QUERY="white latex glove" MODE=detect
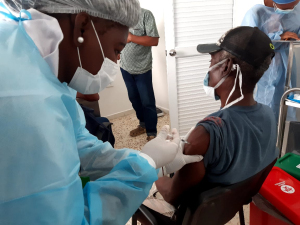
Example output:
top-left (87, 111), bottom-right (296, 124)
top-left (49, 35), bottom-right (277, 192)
top-left (140, 125), bottom-right (180, 169)
top-left (158, 126), bottom-right (203, 177)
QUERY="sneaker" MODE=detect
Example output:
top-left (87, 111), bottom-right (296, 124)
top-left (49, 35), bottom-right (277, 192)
top-left (147, 136), bottom-right (156, 141)
top-left (156, 107), bottom-right (164, 117)
top-left (130, 125), bottom-right (146, 137)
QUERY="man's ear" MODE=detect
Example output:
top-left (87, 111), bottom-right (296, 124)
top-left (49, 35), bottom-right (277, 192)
top-left (220, 58), bottom-right (233, 77)
top-left (73, 12), bottom-right (91, 48)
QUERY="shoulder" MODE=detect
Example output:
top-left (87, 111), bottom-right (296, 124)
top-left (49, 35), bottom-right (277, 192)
top-left (142, 8), bottom-right (155, 18)
top-left (244, 4), bottom-right (269, 21)
top-left (249, 4), bottom-right (268, 13)
top-left (198, 110), bottom-right (227, 127)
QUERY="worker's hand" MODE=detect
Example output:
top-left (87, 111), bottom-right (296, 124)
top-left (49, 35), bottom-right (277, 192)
top-left (127, 33), bottom-right (133, 43)
top-left (158, 127), bottom-right (203, 177)
top-left (280, 32), bottom-right (300, 41)
top-left (141, 125), bottom-right (180, 169)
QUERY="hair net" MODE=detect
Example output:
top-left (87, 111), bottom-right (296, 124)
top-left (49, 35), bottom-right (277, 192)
top-left (1, 0), bottom-right (141, 27)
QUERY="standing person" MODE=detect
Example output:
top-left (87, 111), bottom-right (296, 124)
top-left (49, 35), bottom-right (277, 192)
top-left (120, 8), bottom-right (160, 141)
top-left (0, 1), bottom-right (202, 224)
top-left (242, 0), bottom-right (300, 122)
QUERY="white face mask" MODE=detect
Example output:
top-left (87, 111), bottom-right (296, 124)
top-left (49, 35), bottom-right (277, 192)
top-left (69, 21), bottom-right (119, 94)
top-left (203, 59), bottom-right (244, 110)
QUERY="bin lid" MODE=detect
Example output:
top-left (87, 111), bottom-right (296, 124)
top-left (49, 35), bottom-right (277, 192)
top-left (260, 167), bottom-right (300, 225)
top-left (275, 153), bottom-right (300, 181)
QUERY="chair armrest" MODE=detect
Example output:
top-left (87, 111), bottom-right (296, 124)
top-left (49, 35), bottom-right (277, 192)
top-left (136, 205), bottom-right (159, 225)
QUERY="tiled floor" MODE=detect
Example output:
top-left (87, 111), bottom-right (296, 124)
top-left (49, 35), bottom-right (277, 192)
top-left (111, 113), bottom-right (249, 225)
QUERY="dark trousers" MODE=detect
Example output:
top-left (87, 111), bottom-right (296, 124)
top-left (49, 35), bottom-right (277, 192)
top-left (121, 68), bottom-right (157, 136)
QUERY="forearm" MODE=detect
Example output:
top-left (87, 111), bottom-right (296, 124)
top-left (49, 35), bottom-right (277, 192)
top-left (156, 161), bottom-right (205, 205)
top-left (83, 153), bottom-right (158, 225)
top-left (130, 35), bottom-right (159, 46)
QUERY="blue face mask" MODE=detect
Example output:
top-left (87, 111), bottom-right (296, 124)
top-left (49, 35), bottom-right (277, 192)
top-left (203, 59), bottom-right (229, 101)
top-left (274, 2), bottom-right (297, 14)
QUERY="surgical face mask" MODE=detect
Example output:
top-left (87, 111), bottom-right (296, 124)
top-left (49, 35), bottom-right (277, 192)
top-left (203, 59), bottom-right (229, 100)
top-left (274, 2), bottom-right (296, 14)
top-left (203, 59), bottom-right (244, 110)
top-left (69, 21), bottom-right (119, 94)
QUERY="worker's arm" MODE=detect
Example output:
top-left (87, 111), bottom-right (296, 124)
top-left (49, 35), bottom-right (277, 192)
top-left (82, 152), bottom-right (158, 225)
top-left (127, 33), bottom-right (159, 46)
top-left (74, 102), bottom-right (158, 224)
top-left (156, 125), bottom-right (210, 205)
top-left (127, 10), bottom-right (159, 47)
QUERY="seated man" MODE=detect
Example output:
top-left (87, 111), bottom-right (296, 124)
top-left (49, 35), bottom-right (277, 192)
top-left (156, 26), bottom-right (279, 208)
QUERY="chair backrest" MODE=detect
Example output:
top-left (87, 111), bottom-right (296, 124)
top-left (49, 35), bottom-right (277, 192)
top-left (180, 160), bottom-right (276, 225)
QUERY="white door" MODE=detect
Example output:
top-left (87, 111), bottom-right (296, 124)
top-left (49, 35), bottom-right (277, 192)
top-left (164, 0), bottom-right (234, 136)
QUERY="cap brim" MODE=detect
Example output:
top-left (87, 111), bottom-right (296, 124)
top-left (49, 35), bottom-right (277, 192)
top-left (197, 43), bottom-right (221, 54)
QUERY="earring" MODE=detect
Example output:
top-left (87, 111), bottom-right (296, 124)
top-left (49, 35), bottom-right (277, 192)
top-left (78, 37), bottom-right (84, 43)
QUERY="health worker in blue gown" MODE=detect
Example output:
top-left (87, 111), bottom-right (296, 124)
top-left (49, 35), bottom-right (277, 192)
top-left (242, 0), bottom-right (300, 122)
top-left (0, 1), bottom-right (202, 224)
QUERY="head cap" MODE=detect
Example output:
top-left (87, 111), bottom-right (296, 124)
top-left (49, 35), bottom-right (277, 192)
top-left (2, 0), bottom-right (141, 28)
top-left (197, 26), bottom-right (275, 68)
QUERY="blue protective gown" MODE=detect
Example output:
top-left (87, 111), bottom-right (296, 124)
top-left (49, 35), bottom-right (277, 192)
top-left (242, 4), bottom-right (300, 121)
top-left (0, 10), bottom-right (157, 225)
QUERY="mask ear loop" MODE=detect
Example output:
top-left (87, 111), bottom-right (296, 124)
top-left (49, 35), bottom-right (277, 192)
top-left (91, 20), bottom-right (105, 60)
top-left (224, 64), bottom-right (244, 107)
top-left (77, 48), bottom-right (83, 68)
top-left (212, 59), bottom-right (230, 89)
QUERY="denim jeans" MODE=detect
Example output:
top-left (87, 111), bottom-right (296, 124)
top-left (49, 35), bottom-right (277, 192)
top-left (121, 68), bottom-right (157, 136)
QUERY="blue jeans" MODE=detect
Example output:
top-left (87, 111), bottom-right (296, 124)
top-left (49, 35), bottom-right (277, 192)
top-left (121, 68), bottom-right (157, 136)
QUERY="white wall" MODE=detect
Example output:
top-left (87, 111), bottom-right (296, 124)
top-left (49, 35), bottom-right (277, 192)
top-left (233, 0), bottom-right (264, 27)
top-left (99, 0), bottom-right (169, 118)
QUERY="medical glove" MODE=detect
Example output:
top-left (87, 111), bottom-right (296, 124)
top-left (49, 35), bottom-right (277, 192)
top-left (158, 127), bottom-right (203, 177)
top-left (141, 125), bottom-right (180, 169)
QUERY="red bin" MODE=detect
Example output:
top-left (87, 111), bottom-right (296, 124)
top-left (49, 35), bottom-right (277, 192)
top-left (259, 167), bottom-right (300, 225)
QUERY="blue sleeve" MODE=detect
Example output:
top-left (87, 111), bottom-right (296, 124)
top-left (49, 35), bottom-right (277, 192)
top-left (75, 104), bottom-right (158, 224)
top-left (83, 153), bottom-right (157, 225)
top-left (241, 7), bottom-right (259, 27)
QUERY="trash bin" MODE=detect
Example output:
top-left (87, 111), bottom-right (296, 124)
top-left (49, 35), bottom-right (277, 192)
top-left (275, 153), bottom-right (300, 181)
top-left (259, 167), bottom-right (300, 225)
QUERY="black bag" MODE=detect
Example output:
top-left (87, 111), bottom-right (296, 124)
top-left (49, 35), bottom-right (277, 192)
top-left (80, 105), bottom-right (115, 147)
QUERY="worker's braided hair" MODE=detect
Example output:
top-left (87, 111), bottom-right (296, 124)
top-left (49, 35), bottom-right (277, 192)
top-left (219, 50), bottom-right (273, 93)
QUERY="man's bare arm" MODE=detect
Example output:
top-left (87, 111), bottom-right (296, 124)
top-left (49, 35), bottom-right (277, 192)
top-left (127, 33), bottom-right (159, 46)
top-left (155, 125), bottom-right (210, 205)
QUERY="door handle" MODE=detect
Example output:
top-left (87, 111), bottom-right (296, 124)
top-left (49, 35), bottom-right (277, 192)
top-left (169, 49), bottom-right (176, 57)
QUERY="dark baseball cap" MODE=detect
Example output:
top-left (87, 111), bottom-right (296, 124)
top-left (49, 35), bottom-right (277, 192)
top-left (197, 26), bottom-right (275, 68)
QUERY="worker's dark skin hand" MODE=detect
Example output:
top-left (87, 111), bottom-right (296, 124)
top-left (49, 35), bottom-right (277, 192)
top-left (281, 31), bottom-right (300, 41)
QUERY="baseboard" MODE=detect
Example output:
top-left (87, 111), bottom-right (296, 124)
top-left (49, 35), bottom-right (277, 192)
top-left (105, 106), bottom-right (169, 120)
top-left (105, 108), bottom-right (135, 120)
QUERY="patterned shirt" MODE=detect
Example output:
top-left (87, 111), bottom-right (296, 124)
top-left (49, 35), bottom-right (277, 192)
top-left (120, 8), bottom-right (159, 74)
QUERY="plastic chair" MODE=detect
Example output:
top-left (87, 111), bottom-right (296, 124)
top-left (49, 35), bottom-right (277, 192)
top-left (132, 159), bottom-right (276, 225)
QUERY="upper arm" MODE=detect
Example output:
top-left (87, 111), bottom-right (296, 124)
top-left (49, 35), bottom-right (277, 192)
top-left (144, 11), bottom-right (159, 38)
top-left (163, 126), bottom-right (210, 204)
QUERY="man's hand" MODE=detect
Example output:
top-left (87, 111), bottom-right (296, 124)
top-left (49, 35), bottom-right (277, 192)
top-left (127, 33), bottom-right (133, 43)
top-left (281, 32), bottom-right (300, 40)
